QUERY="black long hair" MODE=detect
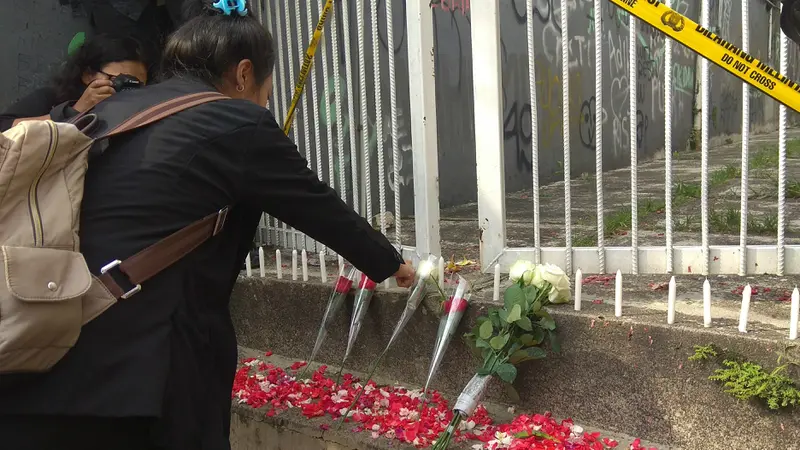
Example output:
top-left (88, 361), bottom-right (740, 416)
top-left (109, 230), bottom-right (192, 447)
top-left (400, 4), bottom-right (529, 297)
top-left (51, 34), bottom-right (145, 103)
top-left (161, 0), bottom-right (276, 86)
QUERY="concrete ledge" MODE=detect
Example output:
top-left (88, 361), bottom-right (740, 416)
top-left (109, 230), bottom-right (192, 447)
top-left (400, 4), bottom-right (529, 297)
top-left (231, 404), bottom-right (401, 450)
top-left (231, 277), bottom-right (800, 449)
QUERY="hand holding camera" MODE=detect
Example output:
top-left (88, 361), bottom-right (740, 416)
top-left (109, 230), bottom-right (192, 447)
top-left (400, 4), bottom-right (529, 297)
top-left (73, 75), bottom-right (143, 113)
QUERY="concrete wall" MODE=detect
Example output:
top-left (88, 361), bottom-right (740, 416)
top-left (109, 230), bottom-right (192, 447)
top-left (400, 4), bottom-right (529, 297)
top-left (0, 1), bottom-right (90, 110)
top-left (2, 0), bottom-right (798, 216)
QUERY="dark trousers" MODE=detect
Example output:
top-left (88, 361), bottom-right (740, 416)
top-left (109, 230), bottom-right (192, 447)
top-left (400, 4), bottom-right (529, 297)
top-left (0, 415), bottom-right (163, 450)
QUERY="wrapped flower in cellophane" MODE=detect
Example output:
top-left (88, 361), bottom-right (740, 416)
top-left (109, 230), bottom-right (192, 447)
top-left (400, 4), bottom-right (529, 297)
top-left (336, 254), bottom-right (438, 428)
top-left (424, 275), bottom-right (471, 395)
top-left (430, 260), bottom-right (570, 449)
top-left (302, 265), bottom-right (358, 377)
top-left (382, 254), bottom-right (438, 351)
top-left (336, 272), bottom-right (378, 380)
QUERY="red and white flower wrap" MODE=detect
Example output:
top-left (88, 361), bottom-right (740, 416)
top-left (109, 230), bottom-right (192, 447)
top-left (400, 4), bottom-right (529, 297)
top-left (424, 275), bottom-right (472, 394)
top-left (342, 273), bottom-right (377, 364)
top-left (307, 265), bottom-right (358, 367)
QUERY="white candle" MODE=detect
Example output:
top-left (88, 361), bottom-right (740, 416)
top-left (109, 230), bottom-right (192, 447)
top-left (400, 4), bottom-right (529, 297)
top-left (301, 250), bottom-right (309, 281)
top-left (319, 251), bottom-right (327, 282)
top-left (738, 284), bottom-right (752, 333)
top-left (493, 264), bottom-right (501, 302)
top-left (667, 276), bottom-right (676, 325)
top-left (258, 247), bottom-right (265, 278)
top-left (703, 278), bottom-right (712, 328)
top-left (790, 287), bottom-right (799, 340)
top-left (438, 256), bottom-right (445, 288)
top-left (245, 254), bottom-right (252, 277)
top-left (574, 269), bottom-right (582, 311)
top-left (276, 249), bottom-right (282, 279)
top-left (291, 249), bottom-right (298, 281)
top-left (615, 270), bottom-right (622, 317)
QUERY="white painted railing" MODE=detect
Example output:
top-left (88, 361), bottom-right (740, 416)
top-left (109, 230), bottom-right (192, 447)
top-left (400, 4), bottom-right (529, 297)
top-left (254, 0), bottom-right (439, 264)
top-left (257, 0), bottom-right (800, 276)
top-left (473, 0), bottom-right (800, 276)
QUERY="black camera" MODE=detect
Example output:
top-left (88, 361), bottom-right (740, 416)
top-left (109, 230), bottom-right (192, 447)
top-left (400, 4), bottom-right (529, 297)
top-left (112, 74), bottom-right (143, 92)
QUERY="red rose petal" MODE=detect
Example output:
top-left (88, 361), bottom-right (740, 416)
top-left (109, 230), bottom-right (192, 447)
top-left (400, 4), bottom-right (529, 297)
top-left (231, 358), bottom-right (654, 450)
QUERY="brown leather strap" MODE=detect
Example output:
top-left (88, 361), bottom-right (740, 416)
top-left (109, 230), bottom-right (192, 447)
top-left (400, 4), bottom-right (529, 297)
top-left (101, 92), bottom-right (228, 139)
top-left (88, 92), bottom-right (230, 299)
top-left (99, 207), bottom-right (230, 299)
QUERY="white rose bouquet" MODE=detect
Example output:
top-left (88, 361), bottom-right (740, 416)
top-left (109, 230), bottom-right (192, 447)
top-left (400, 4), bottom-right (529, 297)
top-left (430, 260), bottom-right (570, 449)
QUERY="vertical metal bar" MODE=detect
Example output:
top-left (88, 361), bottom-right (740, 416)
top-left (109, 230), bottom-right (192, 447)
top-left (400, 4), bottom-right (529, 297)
top-left (664, 0), bottom-right (673, 273)
top-left (341, 0), bottom-right (361, 214)
top-left (629, 14), bottom-right (638, 274)
top-left (295, 0), bottom-right (311, 170)
top-left (332, 8), bottom-right (348, 203)
top-left (739, 0), bottom-right (750, 276)
top-left (700, 0), bottom-right (710, 275)
top-left (296, 0), bottom-right (317, 252)
top-left (778, 4), bottom-right (788, 276)
top-left (594, 0), bottom-right (604, 271)
top-left (527, 0), bottom-right (541, 264)
top-left (306, 0), bottom-right (326, 253)
top-left (357, 0), bottom-right (372, 222)
top-left (274, 0), bottom-right (291, 248)
top-left (306, 0), bottom-right (324, 182)
top-left (471, 0), bottom-right (505, 269)
top-left (318, 4), bottom-right (337, 192)
top-left (372, 0), bottom-right (387, 235)
top-left (267, 0), bottom-right (283, 136)
top-left (284, 0), bottom-right (301, 248)
top-left (263, 0), bottom-right (278, 247)
top-left (251, 0), bottom-right (262, 24)
top-left (407, 0), bottom-right (441, 257)
top-left (560, 0), bottom-right (572, 274)
top-left (387, 0), bottom-right (402, 247)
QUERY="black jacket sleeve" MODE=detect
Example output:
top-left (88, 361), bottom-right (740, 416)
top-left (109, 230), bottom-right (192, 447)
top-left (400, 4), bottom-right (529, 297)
top-left (240, 110), bottom-right (404, 283)
top-left (49, 101), bottom-right (81, 123)
top-left (0, 87), bottom-right (58, 132)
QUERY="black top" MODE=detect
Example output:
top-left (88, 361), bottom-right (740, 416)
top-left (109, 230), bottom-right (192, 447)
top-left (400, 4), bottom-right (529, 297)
top-left (0, 78), bottom-right (404, 449)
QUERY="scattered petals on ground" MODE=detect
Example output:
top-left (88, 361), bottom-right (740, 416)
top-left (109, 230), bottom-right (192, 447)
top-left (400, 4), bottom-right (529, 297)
top-left (232, 356), bottom-right (655, 450)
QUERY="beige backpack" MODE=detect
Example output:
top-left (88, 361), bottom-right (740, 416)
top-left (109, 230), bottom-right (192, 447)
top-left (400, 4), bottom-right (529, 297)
top-left (0, 92), bottom-right (229, 374)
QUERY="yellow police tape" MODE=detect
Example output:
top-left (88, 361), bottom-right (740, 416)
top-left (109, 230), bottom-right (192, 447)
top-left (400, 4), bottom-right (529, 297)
top-left (607, 0), bottom-right (800, 114)
top-left (282, 0), bottom-right (335, 136)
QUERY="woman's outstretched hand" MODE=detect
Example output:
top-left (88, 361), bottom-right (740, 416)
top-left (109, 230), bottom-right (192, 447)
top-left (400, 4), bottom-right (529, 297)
top-left (393, 261), bottom-right (416, 288)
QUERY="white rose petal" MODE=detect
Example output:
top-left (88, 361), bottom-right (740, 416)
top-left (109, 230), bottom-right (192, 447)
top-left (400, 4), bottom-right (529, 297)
top-left (509, 260), bottom-right (535, 284)
top-left (539, 263), bottom-right (571, 304)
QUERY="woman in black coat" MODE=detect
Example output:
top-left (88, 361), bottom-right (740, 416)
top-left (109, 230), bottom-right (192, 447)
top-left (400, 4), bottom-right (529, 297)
top-left (0, 2), bottom-right (415, 449)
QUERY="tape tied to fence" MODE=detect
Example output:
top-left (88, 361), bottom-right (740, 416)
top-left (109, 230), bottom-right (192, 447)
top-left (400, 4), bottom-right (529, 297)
top-left (607, 0), bottom-right (800, 114)
top-left (282, 0), bottom-right (335, 136)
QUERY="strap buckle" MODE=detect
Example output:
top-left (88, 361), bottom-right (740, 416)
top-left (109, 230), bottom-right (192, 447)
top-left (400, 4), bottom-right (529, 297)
top-left (213, 207), bottom-right (229, 236)
top-left (100, 259), bottom-right (142, 299)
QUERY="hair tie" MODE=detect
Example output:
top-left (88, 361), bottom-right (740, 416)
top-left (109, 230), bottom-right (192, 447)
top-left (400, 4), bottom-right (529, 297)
top-left (211, 0), bottom-right (248, 16)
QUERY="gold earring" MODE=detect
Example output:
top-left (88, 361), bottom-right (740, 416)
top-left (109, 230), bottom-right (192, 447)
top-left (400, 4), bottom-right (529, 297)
top-left (236, 85), bottom-right (245, 92)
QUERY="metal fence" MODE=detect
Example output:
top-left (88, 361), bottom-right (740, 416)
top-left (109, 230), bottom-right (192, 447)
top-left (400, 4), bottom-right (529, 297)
top-left (475, 0), bottom-right (799, 276)
top-left (255, 0), bottom-right (800, 276)
top-left (251, 0), bottom-right (439, 264)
